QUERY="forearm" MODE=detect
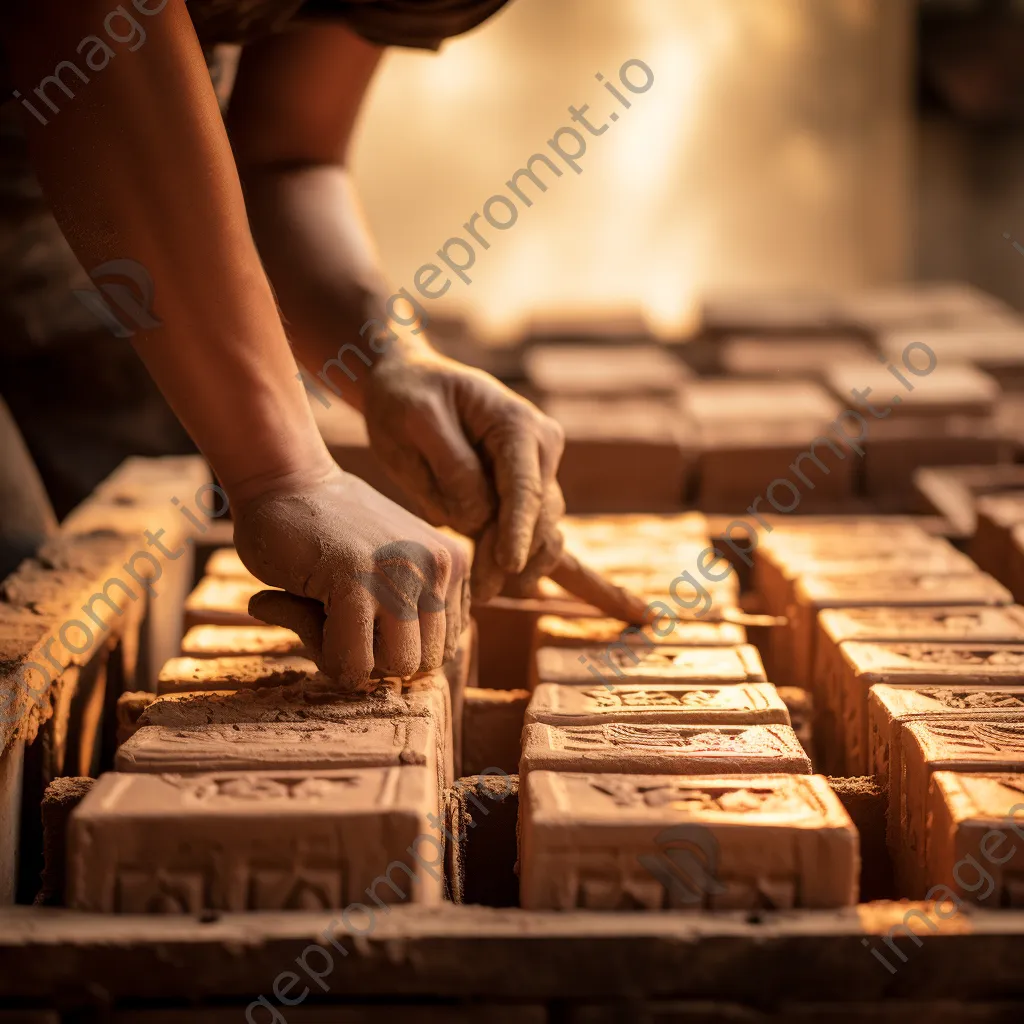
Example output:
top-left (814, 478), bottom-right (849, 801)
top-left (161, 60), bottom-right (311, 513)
top-left (239, 163), bottom-right (423, 412)
top-left (3, 0), bottom-right (332, 503)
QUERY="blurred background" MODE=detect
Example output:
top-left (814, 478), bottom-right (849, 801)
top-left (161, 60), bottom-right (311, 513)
top-left (2, 0), bottom-right (1024, 516)
top-left (350, 0), bottom-right (1022, 342)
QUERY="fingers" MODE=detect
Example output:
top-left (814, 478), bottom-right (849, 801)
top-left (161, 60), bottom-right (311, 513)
top-left (548, 551), bottom-right (655, 626)
top-left (470, 522), bottom-right (504, 603)
top-left (321, 589), bottom-right (375, 690)
top-left (376, 613), bottom-right (422, 678)
top-left (248, 590), bottom-right (326, 662)
top-left (485, 425), bottom-right (544, 575)
top-left (416, 399), bottom-right (494, 536)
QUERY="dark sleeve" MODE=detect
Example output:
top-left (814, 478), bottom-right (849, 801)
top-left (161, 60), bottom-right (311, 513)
top-left (298, 0), bottom-right (513, 51)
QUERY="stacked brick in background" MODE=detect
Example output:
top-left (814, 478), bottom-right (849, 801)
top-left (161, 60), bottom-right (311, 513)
top-left (821, 361), bottom-right (1008, 508)
top-left (970, 492), bottom-right (1024, 600)
top-left (523, 344), bottom-right (693, 513)
top-left (681, 380), bottom-right (853, 512)
top-left (752, 520), bottom-right (980, 684)
top-left (913, 464), bottom-right (1024, 540)
top-left (817, 608), bottom-right (1024, 773)
top-left (716, 335), bottom-right (876, 385)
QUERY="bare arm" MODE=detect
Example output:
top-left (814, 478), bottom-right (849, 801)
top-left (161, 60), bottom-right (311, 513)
top-left (228, 24), bottom-right (570, 600)
top-left (2, 0), bottom-right (333, 502)
top-left (1, 1), bottom-right (469, 685)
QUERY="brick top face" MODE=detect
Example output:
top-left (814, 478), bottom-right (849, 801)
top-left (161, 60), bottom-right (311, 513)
top-left (906, 720), bottom-right (1024, 764)
top-left (931, 771), bottom-right (1024, 825)
top-left (536, 645), bottom-right (766, 685)
top-left (527, 772), bottom-right (841, 825)
top-left (796, 572), bottom-right (1011, 607)
top-left (819, 605), bottom-right (1024, 643)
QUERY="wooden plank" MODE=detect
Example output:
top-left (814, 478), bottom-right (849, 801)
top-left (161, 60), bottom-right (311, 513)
top-left (0, 903), bottom-right (1022, 1004)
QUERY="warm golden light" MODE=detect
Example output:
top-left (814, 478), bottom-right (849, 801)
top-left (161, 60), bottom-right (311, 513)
top-left (351, 0), bottom-right (912, 342)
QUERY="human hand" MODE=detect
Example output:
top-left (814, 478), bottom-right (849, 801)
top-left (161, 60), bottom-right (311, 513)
top-left (232, 465), bottom-right (469, 690)
top-left (361, 344), bottom-right (566, 602)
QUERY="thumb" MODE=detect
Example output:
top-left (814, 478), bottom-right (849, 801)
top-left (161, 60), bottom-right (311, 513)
top-left (248, 589), bottom-right (327, 666)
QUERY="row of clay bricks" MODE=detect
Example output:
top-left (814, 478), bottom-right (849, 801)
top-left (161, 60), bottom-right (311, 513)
top-left (753, 518), bottom-right (1024, 902)
top-left (520, 280), bottom-right (1024, 514)
top-left (66, 547), bottom-right (471, 914)
top-left (528, 357), bottom-right (1012, 513)
top-left (514, 511), bottom-right (860, 912)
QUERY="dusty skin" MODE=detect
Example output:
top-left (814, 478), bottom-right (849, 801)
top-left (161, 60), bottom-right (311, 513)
top-left (0, 1), bottom-right (648, 690)
top-left (234, 467), bottom-right (470, 690)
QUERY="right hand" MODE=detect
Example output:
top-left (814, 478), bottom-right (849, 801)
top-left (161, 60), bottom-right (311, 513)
top-left (232, 465), bottom-right (469, 690)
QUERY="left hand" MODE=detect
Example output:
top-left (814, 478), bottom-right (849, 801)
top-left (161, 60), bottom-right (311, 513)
top-left (360, 342), bottom-right (566, 602)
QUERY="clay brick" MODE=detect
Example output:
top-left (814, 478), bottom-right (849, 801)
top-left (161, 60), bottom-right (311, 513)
top-left (68, 766), bottom-right (442, 912)
top-left (683, 380), bottom-right (841, 426)
top-left (546, 397), bottom-right (691, 514)
top-left (157, 655), bottom-right (324, 695)
top-left (462, 687), bottom-right (530, 777)
top-left (783, 570), bottom-right (1012, 691)
top-left (535, 644), bottom-right (766, 689)
top-left (926, 771), bottom-right (1024, 906)
top-left (558, 512), bottom-right (709, 552)
top-left (836, 281), bottom-right (1016, 333)
top-left (718, 336), bottom-right (875, 380)
top-left (183, 577), bottom-right (263, 629)
top-left (523, 344), bottom-right (689, 399)
top-left (524, 310), bottom-right (652, 346)
top-left (180, 624), bottom-right (306, 658)
top-left (696, 420), bottom-right (855, 512)
top-left (902, 719), bottom-right (1024, 894)
top-left (867, 684), bottom-right (1024, 861)
top-left (203, 548), bottom-right (256, 580)
top-left (697, 290), bottom-right (844, 335)
top-left (115, 691), bottom-right (154, 745)
top-left (862, 417), bottom-right (1012, 502)
top-left (757, 534), bottom-right (969, 623)
top-left (969, 493), bottom-right (1024, 584)
top-left (829, 642), bottom-right (1024, 776)
top-left (535, 614), bottom-right (746, 650)
top-left (814, 606), bottom-right (1024, 766)
top-left (520, 771), bottom-right (857, 909)
top-left (880, 328), bottom-right (1024, 386)
top-left (914, 465), bottom-right (1024, 539)
top-left (520, 722), bottom-right (812, 775)
top-left (475, 598), bottom-right (549, 691)
top-left (682, 381), bottom-right (851, 510)
top-left (525, 682), bottom-right (790, 729)
top-left (116, 717), bottom-right (436, 775)
top-left (138, 671), bottom-right (454, 786)
top-left (824, 363), bottom-right (1000, 420)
